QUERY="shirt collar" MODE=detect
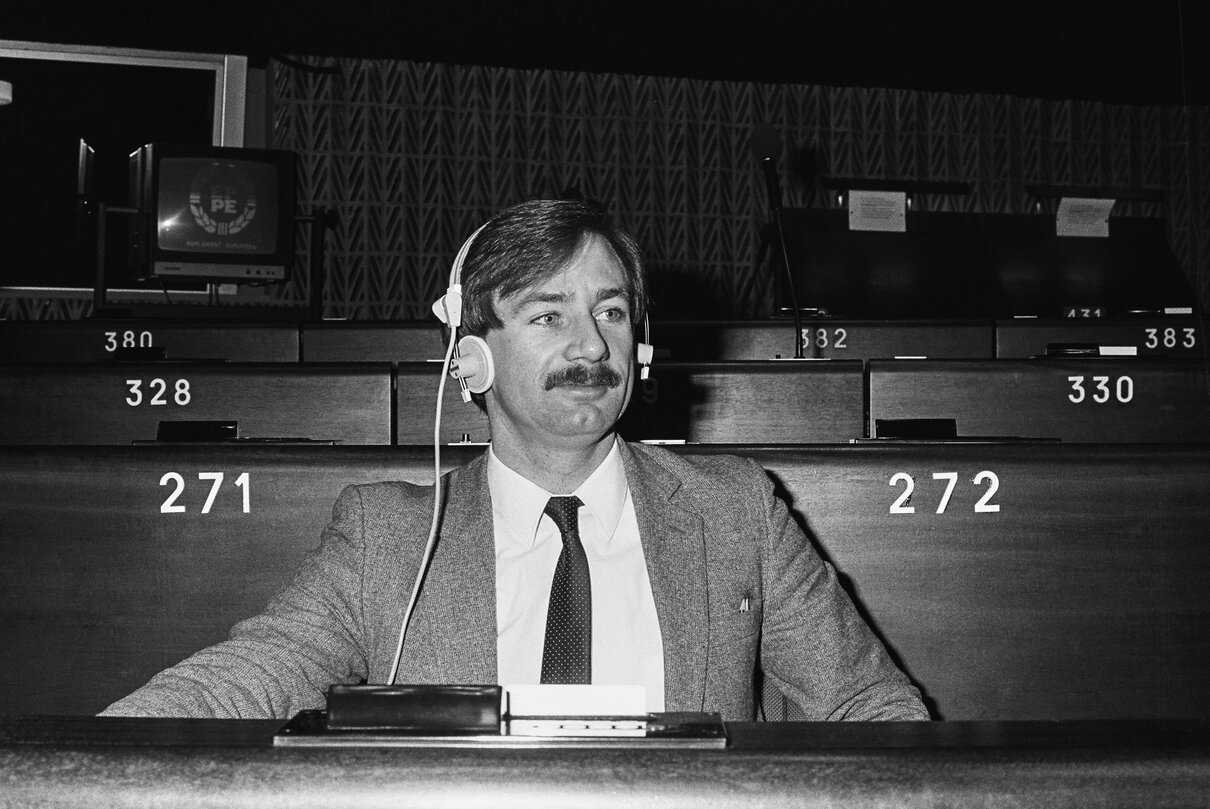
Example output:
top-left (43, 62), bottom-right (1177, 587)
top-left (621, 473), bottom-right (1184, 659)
top-left (487, 439), bottom-right (628, 548)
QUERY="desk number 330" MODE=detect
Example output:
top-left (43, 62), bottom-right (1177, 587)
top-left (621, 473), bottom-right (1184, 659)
top-left (889, 471), bottom-right (1001, 514)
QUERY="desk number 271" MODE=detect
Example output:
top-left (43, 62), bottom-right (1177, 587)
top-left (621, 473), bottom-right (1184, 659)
top-left (160, 472), bottom-right (251, 513)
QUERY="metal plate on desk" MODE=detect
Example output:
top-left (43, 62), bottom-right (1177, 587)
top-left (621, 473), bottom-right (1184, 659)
top-left (0, 320), bottom-right (300, 363)
top-left (868, 358), bottom-right (1210, 442)
top-left (0, 363), bottom-right (394, 444)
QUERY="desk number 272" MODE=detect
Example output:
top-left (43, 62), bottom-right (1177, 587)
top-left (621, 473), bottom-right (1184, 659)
top-left (889, 471), bottom-right (1001, 514)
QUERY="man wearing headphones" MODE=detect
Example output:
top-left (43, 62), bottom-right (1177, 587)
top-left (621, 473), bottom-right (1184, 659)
top-left (104, 199), bottom-right (928, 721)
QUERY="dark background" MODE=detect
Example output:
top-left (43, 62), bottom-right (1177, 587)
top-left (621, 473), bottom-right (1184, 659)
top-left (3, 0), bottom-right (1209, 106)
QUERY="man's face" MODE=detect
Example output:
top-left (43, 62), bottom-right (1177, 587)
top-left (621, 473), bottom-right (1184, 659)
top-left (482, 235), bottom-right (635, 453)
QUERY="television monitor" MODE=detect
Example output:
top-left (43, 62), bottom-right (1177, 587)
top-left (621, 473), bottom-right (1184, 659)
top-left (128, 143), bottom-right (296, 283)
top-left (0, 39), bottom-right (247, 291)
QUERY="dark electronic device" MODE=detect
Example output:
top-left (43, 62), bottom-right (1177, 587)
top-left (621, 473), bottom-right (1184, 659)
top-left (128, 143), bottom-right (297, 284)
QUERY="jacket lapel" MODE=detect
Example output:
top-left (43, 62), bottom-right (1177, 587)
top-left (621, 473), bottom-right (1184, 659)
top-left (401, 454), bottom-right (498, 684)
top-left (620, 442), bottom-right (709, 712)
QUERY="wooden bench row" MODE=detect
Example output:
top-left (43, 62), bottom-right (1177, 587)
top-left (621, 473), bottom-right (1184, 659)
top-left (0, 316), bottom-right (1203, 363)
top-left (2, 443), bottom-right (1208, 720)
top-left (2, 358), bottom-right (1208, 444)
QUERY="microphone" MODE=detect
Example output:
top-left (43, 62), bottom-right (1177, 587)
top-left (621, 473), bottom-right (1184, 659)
top-left (751, 122), bottom-right (804, 359)
top-left (751, 122), bottom-right (784, 212)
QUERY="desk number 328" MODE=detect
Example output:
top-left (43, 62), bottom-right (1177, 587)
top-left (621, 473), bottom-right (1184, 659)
top-left (889, 471), bottom-right (1001, 514)
top-left (160, 472), bottom-right (251, 514)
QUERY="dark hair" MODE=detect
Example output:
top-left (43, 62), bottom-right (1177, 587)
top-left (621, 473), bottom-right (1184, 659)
top-left (457, 199), bottom-right (647, 336)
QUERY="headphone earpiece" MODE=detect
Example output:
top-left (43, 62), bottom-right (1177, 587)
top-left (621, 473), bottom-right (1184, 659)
top-left (451, 334), bottom-right (495, 399)
top-left (637, 314), bottom-right (654, 380)
top-left (637, 341), bottom-right (654, 380)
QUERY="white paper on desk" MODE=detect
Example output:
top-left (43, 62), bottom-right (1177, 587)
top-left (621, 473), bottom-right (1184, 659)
top-left (505, 684), bottom-right (646, 717)
top-left (848, 189), bottom-right (906, 232)
top-left (1057, 197), bottom-right (1114, 237)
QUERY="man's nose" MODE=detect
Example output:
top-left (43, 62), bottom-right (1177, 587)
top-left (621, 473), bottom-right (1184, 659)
top-left (565, 315), bottom-right (609, 362)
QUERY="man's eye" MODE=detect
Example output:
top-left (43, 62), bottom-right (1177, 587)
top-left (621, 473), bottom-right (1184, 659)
top-left (532, 313), bottom-right (559, 326)
top-left (596, 307), bottom-right (627, 322)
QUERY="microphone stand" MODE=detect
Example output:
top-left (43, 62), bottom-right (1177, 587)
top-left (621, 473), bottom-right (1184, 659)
top-left (759, 155), bottom-right (805, 359)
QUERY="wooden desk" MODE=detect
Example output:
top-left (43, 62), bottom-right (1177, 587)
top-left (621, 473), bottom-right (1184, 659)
top-left (0, 320), bottom-right (299, 363)
top-left (756, 442), bottom-right (1210, 719)
top-left (302, 321), bottom-right (445, 362)
top-left (396, 361), bottom-right (868, 444)
top-left (301, 320), bottom-right (994, 363)
top-left (2, 443), bottom-right (1208, 720)
top-left (655, 319), bottom-right (994, 360)
top-left (995, 317), bottom-right (1203, 359)
top-left (2, 716), bottom-right (1209, 808)
top-left (0, 363), bottom-right (393, 444)
top-left (868, 358), bottom-right (1210, 442)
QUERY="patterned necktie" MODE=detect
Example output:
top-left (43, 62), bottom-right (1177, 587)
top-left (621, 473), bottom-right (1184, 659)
top-left (540, 495), bottom-right (592, 684)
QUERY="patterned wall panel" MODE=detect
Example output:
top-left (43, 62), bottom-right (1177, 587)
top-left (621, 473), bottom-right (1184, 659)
top-left (4, 58), bottom-right (1205, 320)
top-left (268, 57), bottom-right (1204, 321)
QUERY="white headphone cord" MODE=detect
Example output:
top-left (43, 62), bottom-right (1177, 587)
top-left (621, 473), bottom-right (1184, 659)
top-left (386, 322), bottom-right (459, 685)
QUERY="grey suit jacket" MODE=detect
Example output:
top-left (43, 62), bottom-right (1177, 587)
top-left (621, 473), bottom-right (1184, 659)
top-left (103, 442), bottom-right (927, 721)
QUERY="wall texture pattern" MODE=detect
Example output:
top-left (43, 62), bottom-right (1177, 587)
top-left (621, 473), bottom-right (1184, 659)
top-left (3, 56), bottom-right (1206, 320)
top-left (269, 56), bottom-right (1209, 321)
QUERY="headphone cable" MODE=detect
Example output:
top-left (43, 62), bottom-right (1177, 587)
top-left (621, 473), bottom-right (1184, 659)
top-left (386, 323), bottom-right (459, 684)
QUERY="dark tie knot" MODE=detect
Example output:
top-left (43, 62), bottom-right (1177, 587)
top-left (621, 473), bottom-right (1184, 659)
top-left (544, 496), bottom-right (583, 541)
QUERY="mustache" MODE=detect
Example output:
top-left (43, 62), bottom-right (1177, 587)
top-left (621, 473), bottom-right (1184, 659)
top-left (543, 364), bottom-right (624, 391)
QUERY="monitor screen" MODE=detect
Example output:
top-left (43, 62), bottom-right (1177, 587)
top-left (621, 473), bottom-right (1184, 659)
top-left (130, 143), bottom-right (295, 284)
top-left (157, 157), bottom-right (280, 255)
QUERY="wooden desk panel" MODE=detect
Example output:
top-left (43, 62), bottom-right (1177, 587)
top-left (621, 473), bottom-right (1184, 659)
top-left (0, 445), bottom-right (480, 714)
top-left (657, 320), bottom-right (993, 361)
top-left (302, 322), bottom-right (446, 362)
top-left (868, 358), bottom-right (1210, 442)
top-left (619, 362), bottom-right (866, 443)
top-left (0, 321), bottom-right (299, 363)
top-left (0, 363), bottom-right (393, 444)
top-left (749, 443), bottom-right (1210, 720)
top-left (995, 317), bottom-right (1203, 359)
top-left (395, 363), bottom-right (493, 445)
top-left (3, 444), bottom-right (1208, 720)
top-left (302, 320), bottom-right (994, 363)
top-left (395, 361), bottom-right (867, 445)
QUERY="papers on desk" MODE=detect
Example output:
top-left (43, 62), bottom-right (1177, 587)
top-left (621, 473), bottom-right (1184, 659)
top-left (505, 684), bottom-right (646, 737)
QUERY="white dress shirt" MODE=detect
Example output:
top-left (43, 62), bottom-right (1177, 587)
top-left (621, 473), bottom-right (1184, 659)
top-left (488, 440), bottom-right (665, 711)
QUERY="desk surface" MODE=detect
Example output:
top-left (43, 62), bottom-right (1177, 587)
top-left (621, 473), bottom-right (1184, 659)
top-left (3, 717), bottom-right (1210, 808)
